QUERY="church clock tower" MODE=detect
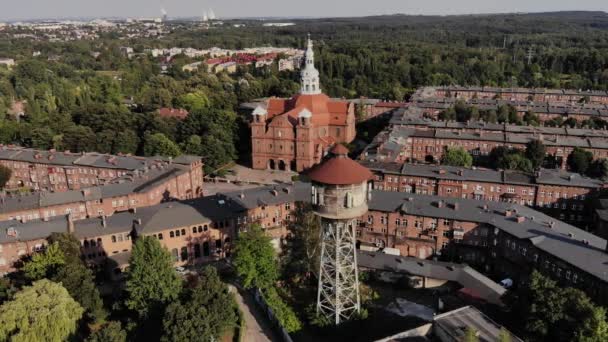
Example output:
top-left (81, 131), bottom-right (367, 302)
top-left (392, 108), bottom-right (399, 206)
top-left (300, 35), bottom-right (321, 95)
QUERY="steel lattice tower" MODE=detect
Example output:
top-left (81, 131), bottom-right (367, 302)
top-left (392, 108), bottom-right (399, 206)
top-left (307, 144), bottom-right (373, 325)
top-left (317, 218), bottom-right (360, 324)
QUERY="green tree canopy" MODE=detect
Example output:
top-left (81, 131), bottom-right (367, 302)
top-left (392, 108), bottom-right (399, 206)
top-left (568, 147), bottom-right (594, 174)
top-left (161, 267), bottom-right (238, 342)
top-left (86, 321), bottom-right (127, 342)
top-left (23, 233), bottom-right (107, 323)
top-left (0, 164), bottom-right (12, 189)
top-left (23, 242), bottom-right (65, 280)
top-left (504, 270), bottom-right (608, 341)
top-left (441, 147), bottom-right (473, 167)
top-left (525, 139), bottom-right (546, 169)
top-left (0, 279), bottom-right (84, 342)
top-left (233, 225), bottom-right (279, 290)
top-left (125, 236), bottom-right (182, 318)
top-left (143, 132), bottom-right (181, 158)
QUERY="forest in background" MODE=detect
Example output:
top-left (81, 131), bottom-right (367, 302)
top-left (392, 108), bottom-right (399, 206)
top-left (0, 11), bottom-right (607, 172)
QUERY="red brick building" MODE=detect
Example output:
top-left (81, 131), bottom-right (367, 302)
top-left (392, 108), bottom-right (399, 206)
top-left (0, 147), bottom-right (202, 193)
top-left (250, 38), bottom-right (356, 172)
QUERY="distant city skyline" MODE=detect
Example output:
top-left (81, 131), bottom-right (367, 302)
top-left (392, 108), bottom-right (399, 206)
top-left (0, 0), bottom-right (607, 22)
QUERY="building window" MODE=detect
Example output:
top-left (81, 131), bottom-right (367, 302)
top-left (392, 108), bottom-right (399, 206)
top-left (111, 236), bottom-right (116, 243)
top-left (170, 231), bottom-right (175, 238)
top-left (192, 227), bottom-right (197, 233)
top-left (180, 247), bottom-right (188, 261)
top-left (171, 248), bottom-right (179, 262)
top-left (158, 233), bottom-right (163, 240)
top-left (194, 244), bottom-right (201, 258)
top-left (181, 229), bottom-right (186, 235)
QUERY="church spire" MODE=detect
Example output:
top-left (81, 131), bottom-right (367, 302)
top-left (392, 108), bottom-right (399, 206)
top-left (300, 34), bottom-right (321, 95)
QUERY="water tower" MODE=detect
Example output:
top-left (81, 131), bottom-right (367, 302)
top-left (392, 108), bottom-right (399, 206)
top-left (307, 144), bottom-right (373, 324)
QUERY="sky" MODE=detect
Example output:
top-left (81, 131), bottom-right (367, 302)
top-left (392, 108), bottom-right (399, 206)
top-left (0, 0), bottom-right (607, 21)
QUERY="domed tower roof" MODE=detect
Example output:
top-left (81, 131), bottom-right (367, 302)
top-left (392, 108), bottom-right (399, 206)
top-left (307, 144), bottom-right (373, 185)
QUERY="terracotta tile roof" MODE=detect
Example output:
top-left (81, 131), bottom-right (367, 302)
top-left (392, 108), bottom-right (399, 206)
top-left (266, 94), bottom-right (350, 126)
top-left (158, 108), bottom-right (189, 120)
top-left (306, 144), bottom-right (373, 185)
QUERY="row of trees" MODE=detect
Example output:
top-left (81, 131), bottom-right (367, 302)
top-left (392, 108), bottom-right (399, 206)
top-left (440, 139), bottom-right (608, 180)
top-left (438, 101), bottom-right (608, 129)
top-left (0, 234), bottom-right (240, 341)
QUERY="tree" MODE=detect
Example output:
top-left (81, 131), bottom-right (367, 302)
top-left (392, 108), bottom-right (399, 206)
top-left (525, 139), bottom-right (546, 169)
top-left (523, 111), bottom-right (540, 126)
top-left (181, 134), bottom-right (202, 155)
top-left (0, 164), bottom-right (12, 189)
top-left (23, 234), bottom-right (107, 323)
top-left (464, 326), bottom-right (479, 342)
top-left (588, 159), bottom-right (608, 180)
top-left (125, 236), bottom-right (182, 318)
top-left (441, 147), bottom-right (473, 167)
top-left (233, 225), bottom-right (279, 290)
top-left (86, 321), bottom-right (127, 342)
top-left (161, 267), bottom-right (238, 342)
top-left (143, 132), bottom-right (181, 158)
top-left (0, 278), bottom-right (16, 305)
top-left (498, 328), bottom-right (512, 342)
top-left (23, 242), bottom-right (65, 280)
top-left (282, 203), bottom-right (321, 281)
top-left (568, 147), bottom-right (594, 174)
top-left (262, 287), bottom-right (302, 333)
top-left (54, 262), bottom-right (107, 322)
top-left (0, 279), bottom-right (84, 342)
top-left (504, 270), bottom-right (608, 341)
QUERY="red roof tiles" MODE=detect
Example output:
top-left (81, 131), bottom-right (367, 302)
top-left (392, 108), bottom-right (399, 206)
top-left (307, 144), bottom-right (373, 185)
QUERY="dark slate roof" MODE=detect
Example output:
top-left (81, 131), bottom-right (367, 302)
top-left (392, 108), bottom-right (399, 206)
top-left (368, 190), bottom-right (608, 282)
top-left (0, 216), bottom-right (69, 243)
top-left (434, 306), bottom-right (523, 342)
top-left (357, 251), bottom-right (505, 305)
top-left (0, 146), bottom-right (200, 170)
top-left (222, 184), bottom-right (302, 210)
top-left (361, 162), bottom-right (601, 189)
top-left (0, 166), bottom-right (188, 214)
top-left (72, 213), bottom-right (133, 239)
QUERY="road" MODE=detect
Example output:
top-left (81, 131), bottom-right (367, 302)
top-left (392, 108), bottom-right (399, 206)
top-left (229, 285), bottom-right (281, 342)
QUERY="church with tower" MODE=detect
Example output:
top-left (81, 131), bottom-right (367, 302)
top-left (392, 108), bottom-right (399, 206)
top-left (250, 37), bottom-right (356, 172)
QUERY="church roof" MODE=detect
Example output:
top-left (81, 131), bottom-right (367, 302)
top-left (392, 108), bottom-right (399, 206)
top-left (306, 144), bottom-right (373, 185)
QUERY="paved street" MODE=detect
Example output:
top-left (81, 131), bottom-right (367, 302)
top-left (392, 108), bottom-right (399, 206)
top-left (229, 285), bottom-right (281, 342)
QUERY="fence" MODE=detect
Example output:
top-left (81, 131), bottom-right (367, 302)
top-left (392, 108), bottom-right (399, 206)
top-left (252, 288), bottom-right (294, 342)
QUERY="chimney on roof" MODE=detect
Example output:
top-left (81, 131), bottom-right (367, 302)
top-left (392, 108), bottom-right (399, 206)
top-left (135, 218), bottom-right (142, 225)
top-left (284, 187), bottom-right (291, 194)
top-left (457, 170), bottom-right (464, 176)
top-left (20, 217), bottom-right (26, 223)
top-left (101, 215), bottom-right (107, 228)
top-left (239, 193), bottom-right (245, 199)
top-left (452, 202), bottom-right (459, 210)
top-left (505, 209), bottom-right (513, 217)
top-left (516, 216), bottom-right (526, 223)
top-left (67, 213), bottom-right (74, 234)
top-left (271, 189), bottom-right (278, 196)
top-left (437, 200), bottom-right (444, 208)
top-left (438, 169), bottom-right (446, 175)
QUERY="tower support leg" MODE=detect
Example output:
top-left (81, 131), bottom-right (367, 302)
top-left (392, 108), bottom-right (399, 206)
top-left (316, 218), bottom-right (360, 324)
